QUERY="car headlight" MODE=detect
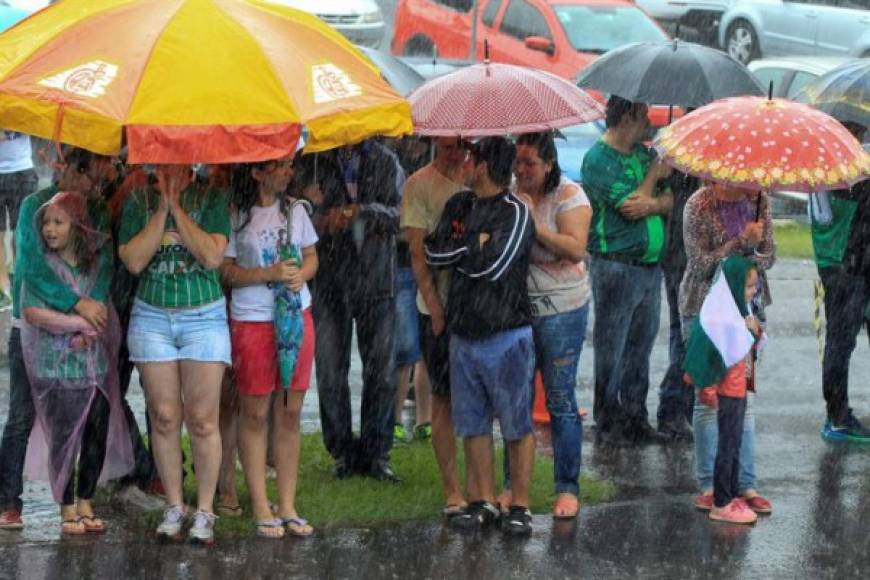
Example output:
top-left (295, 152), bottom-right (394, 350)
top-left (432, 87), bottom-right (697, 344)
top-left (360, 10), bottom-right (382, 24)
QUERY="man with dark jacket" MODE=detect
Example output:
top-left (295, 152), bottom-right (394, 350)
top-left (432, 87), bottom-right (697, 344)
top-left (811, 121), bottom-right (870, 443)
top-left (299, 140), bottom-right (404, 481)
top-left (425, 137), bottom-right (537, 536)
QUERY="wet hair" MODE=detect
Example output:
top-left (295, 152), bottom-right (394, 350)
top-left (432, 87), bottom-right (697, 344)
top-left (231, 159), bottom-right (294, 233)
top-left (516, 132), bottom-right (562, 194)
top-left (469, 137), bottom-right (515, 188)
top-left (38, 192), bottom-right (97, 273)
top-left (605, 95), bottom-right (645, 129)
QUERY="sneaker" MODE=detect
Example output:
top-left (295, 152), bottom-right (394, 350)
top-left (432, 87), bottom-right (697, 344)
top-left (0, 291), bottom-right (11, 313)
top-left (709, 499), bottom-right (758, 525)
top-left (822, 414), bottom-right (870, 443)
top-left (694, 494), bottom-right (714, 511)
top-left (188, 510), bottom-right (216, 545)
top-left (413, 423), bottom-right (432, 441)
top-left (449, 501), bottom-right (500, 530)
top-left (156, 505), bottom-right (187, 541)
top-left (501, 505), bottom-right (533, 536)
top-left (742, 494), bottom-right (772, 514)
top-left (0, 509), bottom-right (24, 530)
top-left (393, 424), bottom-right (409, 444)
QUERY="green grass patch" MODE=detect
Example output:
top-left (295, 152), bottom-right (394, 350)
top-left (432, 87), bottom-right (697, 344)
top-left (140, 434), bottom-right (614, 537)
top-left (774, 221), bottom-right (814, 260)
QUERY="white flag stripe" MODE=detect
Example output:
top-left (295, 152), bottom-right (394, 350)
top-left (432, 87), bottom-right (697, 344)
top-left (699, 273), bottom-right (755, 368)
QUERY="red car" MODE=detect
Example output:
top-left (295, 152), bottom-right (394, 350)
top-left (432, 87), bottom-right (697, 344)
top-left (391, 0), bottom-right (669, 81)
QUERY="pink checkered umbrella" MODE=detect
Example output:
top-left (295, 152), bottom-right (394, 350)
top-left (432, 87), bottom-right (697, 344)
top-left (409, 61), bottom-right (604, 137)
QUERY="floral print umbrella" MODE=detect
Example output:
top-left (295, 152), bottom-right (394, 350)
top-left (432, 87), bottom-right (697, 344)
top-left (654, 96), bottom-right (870, 193)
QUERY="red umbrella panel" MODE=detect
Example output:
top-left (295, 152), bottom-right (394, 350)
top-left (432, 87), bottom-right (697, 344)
top-left (654, 97), bottom-right (869, 193)
top-left (409, 62), bottom-right (604, 137)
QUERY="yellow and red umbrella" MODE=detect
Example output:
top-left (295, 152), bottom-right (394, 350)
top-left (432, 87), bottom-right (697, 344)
top-left (0, 0), bottom-right (412, 163)
top-left (654, 96), bottom-right (869, 193)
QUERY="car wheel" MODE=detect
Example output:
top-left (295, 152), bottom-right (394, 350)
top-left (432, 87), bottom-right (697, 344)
top-left (726, 19), bottom-right (759, 65)
top-left (403, 35), bottom-right (435, 57)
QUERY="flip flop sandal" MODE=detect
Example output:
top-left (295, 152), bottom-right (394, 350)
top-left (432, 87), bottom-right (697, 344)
top-left (61, 517), bottom-right (86, 535)
top-left (217, 504), bottom-right (244, 518)
top-left (552, 494), bottom-right (580, 519)
top-left (442, 504), bottom-right (467, 518)
top-left (255, 519), bottom-right (285, 540)
top-left (80, 515), bottom-right (107, 533)
top-left (281, 516), bottom-right (314, 537)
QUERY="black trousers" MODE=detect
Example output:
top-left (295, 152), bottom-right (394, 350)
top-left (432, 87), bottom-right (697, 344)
top-left (819, 266), bottom-right (868, 425)
top-left (52, 392), bottom-right (110, 505)
top-left (714, 395), bottom-right (747, 509)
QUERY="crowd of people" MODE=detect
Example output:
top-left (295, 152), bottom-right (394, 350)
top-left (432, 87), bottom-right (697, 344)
top-left (0, 95), bottom-right (867, 543)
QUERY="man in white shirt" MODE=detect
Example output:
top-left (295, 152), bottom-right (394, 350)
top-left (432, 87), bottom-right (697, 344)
top-left (0, 132), bottom-right (38, 309)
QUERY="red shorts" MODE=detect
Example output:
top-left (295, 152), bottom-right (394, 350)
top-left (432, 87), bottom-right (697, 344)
top-left (230, 310), bottom-right (315, 396)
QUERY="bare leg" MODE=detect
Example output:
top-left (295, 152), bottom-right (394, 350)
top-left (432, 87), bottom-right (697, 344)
top-left (0, 230), bottom-right (9, 293)
top-left (139, 363), bottom-right (184, 507)
top-left (413, 361), bottom-right (432, 428)
top-left (464, 434), bottom-right (495, 504)
top-left (393, 363), bottom-right (413, 425)
top-left (180, 361), bottom-right (225, 514)
top-left (430, 394), bottom-right (465, 507)
top-left (506, 434), bottom-right (535, 508)
top-left (274, 391), bottom-right (312, 535)
top-left (237, 394), bottom-right (273, 522)
top-left (217, 370), bottom-right (240, 510)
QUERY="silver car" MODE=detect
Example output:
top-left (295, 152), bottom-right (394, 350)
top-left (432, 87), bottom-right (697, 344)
top-left (269, 0), bottom-right (385, 48)
top-left (719, 0), bottom-right (870, 64)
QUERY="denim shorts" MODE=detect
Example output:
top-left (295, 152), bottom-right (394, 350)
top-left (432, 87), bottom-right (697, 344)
top-left (127, 298), bottom-right (231, 364)
top-left (449, 326), bottom-right (535, 441)
top-left (394, 267), bottom-right (421, 366)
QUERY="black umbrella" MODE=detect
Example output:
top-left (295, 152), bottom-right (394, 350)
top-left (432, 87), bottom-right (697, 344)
top-left (576, 39), bottom-right (764, 108)
top-left (356, 46), bottom-right (425, 97)
top-left (793, 58), bottom-right (869, 128)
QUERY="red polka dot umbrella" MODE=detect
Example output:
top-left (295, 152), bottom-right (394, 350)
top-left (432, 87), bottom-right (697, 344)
top-left (654, 96), bottom-right (869, 193)
top-left (408, 61), bottom-right (604, 137)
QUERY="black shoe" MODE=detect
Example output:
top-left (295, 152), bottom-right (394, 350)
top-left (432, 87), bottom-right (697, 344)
top-left (596, 426), bottom-right (631, 448)
top-left (657, 416), bottom-right (694, 442)
top-left (501, 505), bottom-right (533, 536)
top-left (631, 421), bottom-right (670, 445)
top-left (334, 457), bottom-right (353, 480)
top-left (450, 501), bottom-right (500, 530)
top-left (368, 460), bottom-right (401, 483)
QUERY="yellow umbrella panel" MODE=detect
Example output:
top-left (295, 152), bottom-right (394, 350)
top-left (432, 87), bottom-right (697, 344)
top-left (0, 0), bottom-right (412, 162)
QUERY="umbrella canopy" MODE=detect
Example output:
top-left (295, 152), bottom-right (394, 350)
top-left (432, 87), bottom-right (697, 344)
top-left (654, 96), bottom-right (870, 192)
top-left (0, 0), bottom-right (412, 163)
top-left (793, 58), bottom-right (869, 128)
top-left (577, 40), bottom-right (764, 108)
top-left (409, 62), bottom-right (604, 137)
top-left (357, 47), bottom-right (424, 97)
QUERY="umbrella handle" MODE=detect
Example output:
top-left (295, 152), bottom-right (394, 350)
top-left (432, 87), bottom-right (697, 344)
top-left (755, 192), bottom-right (763, 221)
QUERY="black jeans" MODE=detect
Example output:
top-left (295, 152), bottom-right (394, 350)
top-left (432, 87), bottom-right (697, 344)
top-left (0, 329), bottom-right (35, 512)
top-left (55, 393), bottom-right (109, 505)
top-left (314, 294), bottom-right (396, 469)
top-left (819, 266), bottom-right (869, 425)
top-left (657, 259), bottom-right (693, 424)
top-left (714, 395), bottom-right (747, 508)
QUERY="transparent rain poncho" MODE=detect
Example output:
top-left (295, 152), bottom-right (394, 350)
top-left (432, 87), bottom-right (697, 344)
top-left (21, 191), bottom-right (133, 503)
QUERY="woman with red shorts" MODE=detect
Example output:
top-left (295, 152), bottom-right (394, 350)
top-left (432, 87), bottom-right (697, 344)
top-left (222, 157), bottom-right (318, 539)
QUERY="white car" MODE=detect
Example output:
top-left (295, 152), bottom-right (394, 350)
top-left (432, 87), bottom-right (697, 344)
top-left (747, 57), bottom-right (849, 99)
top-left (268, 0), bottom-right (385, 48)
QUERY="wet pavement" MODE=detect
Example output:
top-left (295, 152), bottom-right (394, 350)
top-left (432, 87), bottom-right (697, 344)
top-left (0, 259), bottom-right (868, 579)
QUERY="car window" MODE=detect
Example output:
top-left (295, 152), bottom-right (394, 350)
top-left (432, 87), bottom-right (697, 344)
top-left (500, 0), bottom-right (552, 41)
top-left (482, 0), bottom-right (503, 27)
top-left (751, 67), bottom-right (791, 96)
top-left (432, 0), bottom-right (473, 12)
top-left (787, 71), bottom-right (819, 99)
top-left (553, 6), bottom-right (667, 53)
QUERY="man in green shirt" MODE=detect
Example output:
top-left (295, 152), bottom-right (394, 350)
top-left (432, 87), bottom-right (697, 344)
top-left (0, 148), bottom-right (116, 529)
top-left (581, 96), bottom-right (673, 447)
top-left (811, 121), bottom-right (870, 444)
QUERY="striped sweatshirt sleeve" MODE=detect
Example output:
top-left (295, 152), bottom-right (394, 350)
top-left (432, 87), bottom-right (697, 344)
top-left (458, 194), bottom-right (532, 282)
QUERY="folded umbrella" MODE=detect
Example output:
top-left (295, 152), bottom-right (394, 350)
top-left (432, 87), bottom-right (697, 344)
top-left (577, 40), bottom-right (764, 108)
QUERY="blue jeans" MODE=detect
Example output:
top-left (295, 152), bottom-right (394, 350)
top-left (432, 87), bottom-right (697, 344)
top-left (504, 305), bottom-right (589, 496)
top-left (394, 267), bottom-right (421, 366)
top-left (0, 329), bottom-right (36, 512)
top-left (657, 259), bottom-right (692, 423)
top-left (590, 258), bottom-right (662, 432)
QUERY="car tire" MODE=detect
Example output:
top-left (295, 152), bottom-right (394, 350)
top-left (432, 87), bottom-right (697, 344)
top-left (726, 19), bottom-right (759, 65)
top-left (403, 35), bottom-right (436, 57)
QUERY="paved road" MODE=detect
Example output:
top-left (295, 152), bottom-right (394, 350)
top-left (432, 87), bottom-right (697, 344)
top-left (1, 259), bottom-right (868, 579)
